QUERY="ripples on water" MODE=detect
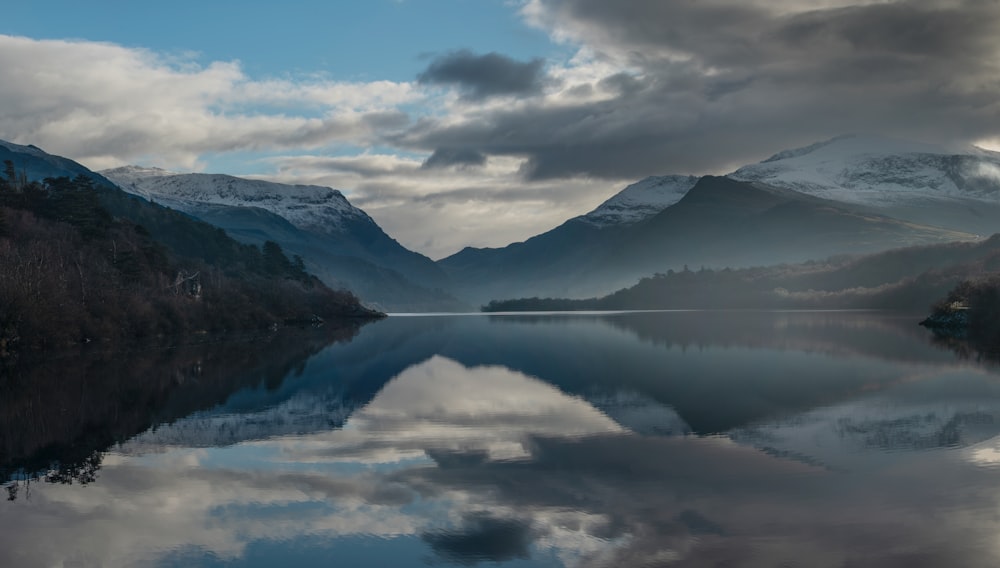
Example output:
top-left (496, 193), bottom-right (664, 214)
top-left (3, 311), bottom-right (1000, 567)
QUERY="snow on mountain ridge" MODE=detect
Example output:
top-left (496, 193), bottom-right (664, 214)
top-left (581, 175), bottom-right (699, 227)
top-left (102, 167), bottom-right (371, 234)
top-left (731, 134), bottom-right (1000, 206)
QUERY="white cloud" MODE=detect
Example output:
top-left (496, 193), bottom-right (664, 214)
top-left (7, 0), bottom-right (1000, 259)
top-left (261, 153), bottom-right (626, 259)
top-left (0, 35), bottom-right (418, 171)
top-left (0, 33), bottom-right (635, 257)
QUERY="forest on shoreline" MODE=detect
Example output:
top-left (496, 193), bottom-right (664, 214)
top-left (0, 171), bottom-right (381, 357)
top-left (483, 236), bottom-right (1000, 314)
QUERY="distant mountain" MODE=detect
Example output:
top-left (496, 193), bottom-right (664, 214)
top-left (484, 233), bottom-right (1000, 313)
top-left (730, 134), bottom-right (1000, 235)
top-left (0, 147), bottom-right (380, 354)
top-left (616, 175), bottom-right (971, 269)
top-left (580, 175), bottom-right (700, 228)
top-left (442, 175), bottom-right (973, 304)
top-left (101, 166), bottom-right (465, 312)
top-left (0, 140), bottom-right (116, 187)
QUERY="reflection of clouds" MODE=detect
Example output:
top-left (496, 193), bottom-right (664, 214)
top-left (6, 357), bottom-right (1000, 567)
top-left (276, 356), bottom-right (626, 464)
top-left (0, 457), bottom-right (429, 567)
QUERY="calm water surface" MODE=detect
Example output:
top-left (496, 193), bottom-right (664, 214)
top-left (4, 311), bottom-right (1000, 567)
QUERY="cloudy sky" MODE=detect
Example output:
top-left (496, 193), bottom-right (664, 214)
top-left (3, 0), bottom-right (1000, 258)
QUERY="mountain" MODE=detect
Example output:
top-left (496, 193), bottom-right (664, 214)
top-left (0, 146), bottom-right (381, 354)
top-left (730, 134), bottom-right (1000, 235)
top-left (617, 175), bottom-right (971, 269)
top-left (0, 140), bottom-right (117, 187)
top-left (442, 175), bottom-right (973, 304)
top-left (579, 175), bottom-right (699, 228)
top-left (101, 166), bottom-right (464, 312)
top-left (485, 233), bottom-right (1000, 313)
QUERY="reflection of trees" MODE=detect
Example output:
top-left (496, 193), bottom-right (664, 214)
top-left (494, 311), bottom-right (949, 364)
top-left (0, 324), bottom-right (361, 499)
top-left (929, 333), bottom-right (1000, 367)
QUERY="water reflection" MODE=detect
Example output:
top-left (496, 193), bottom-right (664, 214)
top-left (0, 325), bottom-right (360, 490)
top-left (4, 312), bottom-right (1000, 566)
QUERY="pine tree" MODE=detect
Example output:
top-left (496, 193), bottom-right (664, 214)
top-left (262, 240), bottom-right (292, 276)
top-left (3, 160), bottom-right (15, 190)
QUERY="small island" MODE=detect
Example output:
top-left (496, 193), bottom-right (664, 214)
top-left (920, 277), bottom-right (1000, 347)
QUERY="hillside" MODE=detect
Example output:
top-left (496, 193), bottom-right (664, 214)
top-left (483, 235), bottom-right (1000, 312)
top-left (0, 172), bottom-right (380, 356)
top-left (102, 166), bottom-right (464, 312)
top-left (731, 134), bottom-right (1000, 235)
top-left (442, 135), bottom-right (1000, 306)
top-left (443, 176), bottom-right (973, 304)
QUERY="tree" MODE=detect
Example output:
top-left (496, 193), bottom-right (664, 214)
top-left (262, 240), bottom-right (291, 276)
top-left (44, 176), bottom-right (112, 238)
top-left (3, 160), bottom-right (16, 190)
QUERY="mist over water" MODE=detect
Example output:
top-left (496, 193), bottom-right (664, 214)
top-left (3, 311), bottom-right (1000, 567)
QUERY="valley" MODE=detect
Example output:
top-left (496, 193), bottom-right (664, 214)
top-left (4, 134), bottom-right (1000, 315)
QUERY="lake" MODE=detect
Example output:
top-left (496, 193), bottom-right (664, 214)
top-left (3, 311), bottom-right (1000, 567)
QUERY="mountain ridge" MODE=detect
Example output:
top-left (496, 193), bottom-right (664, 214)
top-left (100, 166), bottom-right (465, 312)
top-left (441, 174), bottom-right (975, 304)
top-left (439, 135), bottom-right (1000, 305)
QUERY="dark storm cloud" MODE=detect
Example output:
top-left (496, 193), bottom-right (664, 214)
top-left (421, 147), bottom-right (487, 169)
top-left (394, 0), bottom-right (1000, 179)
top-left (423, 514), bottom-right (537, 564)
top-left (417, 50), bottom-right (547, 100)
top-left (398, 432), bottom-right (998, 567)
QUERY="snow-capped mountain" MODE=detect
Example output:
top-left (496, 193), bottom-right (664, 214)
top-left (101, 166), bottom-right (463, 311)
top-left (731, 134), bottom-right (1000, 234)
top-left (580, 134), bottom-right (1000, 235)
top-left (440, 175), bottom-right (973, 304)
top-left (731, 134), bottom-right (1000, 204)
top-left (103, 166), bottom-right (372, 234)
top-left (438, 134), bottom-right (1000, 304)
top-left (580, 175), bottom-right (699, 228)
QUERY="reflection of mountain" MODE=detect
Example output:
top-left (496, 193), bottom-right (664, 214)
top-left (117, 312), bottom-right (972, 454)
top-left (6, 312), bottom-right (975, 485)
top-left (593, 310), bottom-right (954, 364)
top-left (730, 369), bottom-right (1000, 471)
top-left (7, 313), bottom-right (1000, 567)
top-left (118, 317), bottom-right (458, 452)
top-left (0, 325), bottom-right (361, 483)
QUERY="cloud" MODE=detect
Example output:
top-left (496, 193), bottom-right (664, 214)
top-left (390, 0), bottom-right (1000, 181)
top-left (0, 35), bottom-right (417, 171)
top-left (423, 513), bottom-right (537, 564)
top-left (9, 1), bottom-right (1000, 259)
top-left (0, 34), bottom-right (633, 258)
top-left (417, 50), bottom-right (548, 100)
top-left (421, 147), bottom-right (487, 170)
top-left (265, 153), bottom-right (622, 259)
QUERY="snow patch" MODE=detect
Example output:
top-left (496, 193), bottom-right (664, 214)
top-left (580, 175), bottom-right (699, 228)
top-left (731, 134), bottom-right (1000, 206)
top-left (101, 167), bottom-right (373, 234)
